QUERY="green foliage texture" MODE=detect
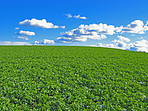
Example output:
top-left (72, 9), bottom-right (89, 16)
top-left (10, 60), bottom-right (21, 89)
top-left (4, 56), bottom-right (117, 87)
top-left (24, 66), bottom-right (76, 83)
top-left (0, 46), bottom-right (147, 110)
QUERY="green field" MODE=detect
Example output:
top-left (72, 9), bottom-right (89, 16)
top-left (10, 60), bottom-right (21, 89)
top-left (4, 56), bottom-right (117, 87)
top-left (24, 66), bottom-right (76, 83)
top-left (0, 46), bottom-right (147, 110)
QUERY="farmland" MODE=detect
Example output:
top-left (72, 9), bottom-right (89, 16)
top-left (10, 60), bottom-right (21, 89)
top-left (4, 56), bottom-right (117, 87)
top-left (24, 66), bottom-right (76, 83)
top-left (0, 46), bottom-right (147, 110)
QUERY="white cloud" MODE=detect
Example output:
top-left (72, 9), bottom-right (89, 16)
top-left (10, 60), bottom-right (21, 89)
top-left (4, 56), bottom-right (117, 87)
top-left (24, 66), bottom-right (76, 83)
top-left (60, 26), bottom-right (65, 29)
top-left (118, 36), bottom-right (130, 42)
top-left (97, 43), bottom-right (117, 48)
top-left (73, 15), bottom-right (81, 18)
top-left (0, 41), bottom-right (30, 45)
top-left (34, 39), bottom-right (55, 45)
top-left (56, 36), bottom-right (88, 43)
top-left (112, 36), bottom-right (130, 43)
top-left (97, 39), bottom-right (148, 53)
top-left (116, 20), bottom-right (148, 34)
top-left (81, 33), bottom-right (107, 40)
top-left (97, 42), bottom-right (127, 49)
top-left (97, 42), bottom-right (128, 50)
top-left (57, 23), bottom-right (116, 43)
top-left (144, 21), bottom-right (148, 31)
top-left (115, 26), bottom-right (123, 33)
top-left (128, 39), bottom-right (148, 52)
top-left (111, 36), bottom-right (130, 48)
top-left (56, 37), bottom-right (73, 43)
top-left (79, 16), bottom-right (87, 19)
top-left (122, 20), bottom-right (145, 34)
top-left (19, 18), bottom-right (65, 29)
top-left (133, 39), bottom-right (148, 47)
top-left (111, 36), bottom-right (131, 48)
top-left (65, 14), bottom-right (72, 18)
top-left (73, 15), bottom-right (87, 19)
top-left (117, 41), bottom-right (127, 47)
top-left (86, 23), bottom-right (116, 35)
top-left (15, 27), bottom-right (19, 30)
top-left (43, 39), bottom-right (55, 44)
top-left (19, 30), bottom-right (35, 36)
top-left (66, 14), bottom-right (87, 19)
top-left (73, 37), bottom-right (87, 42)
top-left (17, 36), bottom-right (29, 40)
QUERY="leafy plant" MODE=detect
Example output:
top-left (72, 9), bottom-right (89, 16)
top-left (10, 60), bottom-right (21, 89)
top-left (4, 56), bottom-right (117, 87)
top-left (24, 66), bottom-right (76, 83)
top-left (0, 46), bottom-right (147, 110)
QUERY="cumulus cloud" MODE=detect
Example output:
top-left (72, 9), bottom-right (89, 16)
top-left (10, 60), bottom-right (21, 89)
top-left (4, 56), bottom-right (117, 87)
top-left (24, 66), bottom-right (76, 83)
top-left (19, 18), bottom-right (65, 29)
top-left (97, 43), bottom-right (117, 49)
top-left (19, 30), bottom-right (35, 36)
top-left (66, 14), bottom-right (87, 19)
top-left (97, 39), bottom-right (148, 53)
top-left (57, 23), bottom-right (116, 43)
top-left (144, 21), bottom-right (148, 31)
top-left (86, 23), bottom-right (116, 35)
top-left (121, 20), bottom-right (145, 34)
top-left (34, 39), bottom-right (55, 45)
top-left (56, 37), bottom-right (73, 43)
top-left (115, 26), bottom-right (123, 33)
top-left (112, 36), bottom-right (130, 43)
top-left (114, 20), bottom-right (148, 34)
top-left (97, 41), bottom-right (128, 50)
top-left (130, 39), bottom-right (148, 52)
top-left (0, 41), bottom-right (30, 45)
top-left (117, 36), bottom-right (130, 42)
top-left (111, 36), bottom-right (130, 48)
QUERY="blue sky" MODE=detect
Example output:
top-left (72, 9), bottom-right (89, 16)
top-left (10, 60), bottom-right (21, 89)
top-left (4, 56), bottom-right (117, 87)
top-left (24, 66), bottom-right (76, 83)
top-left (0, 0), bottom-right (148, 52)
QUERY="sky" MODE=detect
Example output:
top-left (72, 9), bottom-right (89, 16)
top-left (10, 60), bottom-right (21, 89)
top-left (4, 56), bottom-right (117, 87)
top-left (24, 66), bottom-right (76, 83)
top-left (0, 0), bottom-right (148, 52)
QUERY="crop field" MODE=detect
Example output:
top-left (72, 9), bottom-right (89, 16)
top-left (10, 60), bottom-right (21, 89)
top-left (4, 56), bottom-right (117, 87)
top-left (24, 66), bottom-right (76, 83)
top-left (0, 46), bottom-right (147, 110)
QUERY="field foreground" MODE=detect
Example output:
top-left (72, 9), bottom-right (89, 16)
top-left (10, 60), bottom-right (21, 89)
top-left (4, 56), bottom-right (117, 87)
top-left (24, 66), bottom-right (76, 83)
top-left (0, 46), bottom-right (147, 110)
